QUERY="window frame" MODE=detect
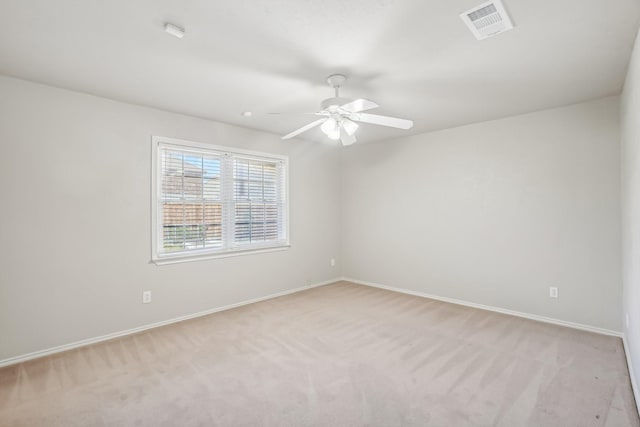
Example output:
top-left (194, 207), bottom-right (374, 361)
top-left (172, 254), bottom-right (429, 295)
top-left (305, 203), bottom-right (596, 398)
top-left (151, 136), bottom-right (290, 265)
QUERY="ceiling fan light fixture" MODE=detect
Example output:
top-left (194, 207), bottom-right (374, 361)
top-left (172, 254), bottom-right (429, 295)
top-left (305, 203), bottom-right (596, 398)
top-left (320, 117), bottom-right (340, 136)
top-left (279, 74), bottom-right (413, 144)
top-left (342, 119), bottom-right (359, 136)
top-left (327, 129), bottom-right (341, 140)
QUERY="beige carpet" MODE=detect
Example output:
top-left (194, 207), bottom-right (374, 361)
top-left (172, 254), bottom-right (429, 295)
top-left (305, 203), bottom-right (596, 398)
top-left (0, 281), bottom-right (638, 426)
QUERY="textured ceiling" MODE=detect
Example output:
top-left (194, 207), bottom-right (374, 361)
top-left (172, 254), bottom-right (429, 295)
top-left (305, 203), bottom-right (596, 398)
top-left (0, 0), bottom-right (638, 143)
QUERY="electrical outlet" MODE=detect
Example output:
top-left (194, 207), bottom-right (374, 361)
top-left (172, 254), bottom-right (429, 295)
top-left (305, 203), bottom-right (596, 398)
top-left (142, 290), bottom-right (152, 304)
top-left (549, 287), bottom-right (558, 299)
top-left (626, 312), bottom-right (630, 329)
top-left (330, 258), bottom-right (335, 267)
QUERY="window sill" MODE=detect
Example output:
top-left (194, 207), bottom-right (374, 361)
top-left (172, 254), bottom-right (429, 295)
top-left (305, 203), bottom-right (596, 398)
top-left (151, 244), bottom-right (291, 266)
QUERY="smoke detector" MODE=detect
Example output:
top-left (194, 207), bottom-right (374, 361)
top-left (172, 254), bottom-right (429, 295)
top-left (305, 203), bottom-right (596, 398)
top-left (164, 23), bottom-right (185, 39)
top-left (460, 0), bottom-right (513, 40)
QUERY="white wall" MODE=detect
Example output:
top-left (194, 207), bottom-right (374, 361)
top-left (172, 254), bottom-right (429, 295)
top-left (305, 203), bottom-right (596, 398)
top-left (621, 28), bottom-right (640, 401)
top-left (0, 73), bottom-right (627, 363)
top-left (0, 76), bottom-right (342, 361)
top-left (342, 97), bottom-right (622, 331)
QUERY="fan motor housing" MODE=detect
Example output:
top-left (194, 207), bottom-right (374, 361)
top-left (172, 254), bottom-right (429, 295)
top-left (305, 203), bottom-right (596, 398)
top-left (321, 97), bottom-right (351, 111)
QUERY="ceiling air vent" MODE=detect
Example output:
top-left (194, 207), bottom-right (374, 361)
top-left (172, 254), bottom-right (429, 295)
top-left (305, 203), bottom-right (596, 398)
top-left (460, 0), bottom-right (513, 40)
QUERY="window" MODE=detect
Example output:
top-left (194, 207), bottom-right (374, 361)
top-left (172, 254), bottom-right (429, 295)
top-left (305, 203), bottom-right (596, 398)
top-left (151, 136), bottom-right (289, 264)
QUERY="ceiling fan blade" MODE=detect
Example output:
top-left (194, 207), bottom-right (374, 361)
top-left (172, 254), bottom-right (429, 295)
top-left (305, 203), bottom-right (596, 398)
top-left (340, 99), bottom-right (379, 113)
top-left (268, 112), bottom-right (323, 116)
top-left (340, 131), bottom-right (357, 146)
top-left (281, 118), bottom-right (327, 140)
top-left (352, 113), bottom-right (413, 130)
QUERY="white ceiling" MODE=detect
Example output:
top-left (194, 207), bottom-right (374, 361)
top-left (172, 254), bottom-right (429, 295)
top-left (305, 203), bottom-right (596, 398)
top-left (1, 0), bottom-right (639, 143)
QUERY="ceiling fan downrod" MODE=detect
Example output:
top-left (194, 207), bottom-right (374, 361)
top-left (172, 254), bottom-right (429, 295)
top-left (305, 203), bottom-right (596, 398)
top-left (327, 74), bottom-right (346, 98)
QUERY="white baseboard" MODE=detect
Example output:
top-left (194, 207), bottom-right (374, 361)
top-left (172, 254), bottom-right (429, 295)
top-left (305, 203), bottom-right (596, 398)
top-left (2, 276), bottom-right (626, 370)
top-left (342, 277), bottom-right (623, 337)
top-left (0, 277), bottom-right (341, 368)
top-left (622, 334), bottom-right (640, 417)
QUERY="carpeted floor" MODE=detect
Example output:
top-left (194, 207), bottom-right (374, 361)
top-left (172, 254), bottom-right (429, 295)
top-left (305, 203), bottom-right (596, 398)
top-left (0, 281), bottom-right (638, 426)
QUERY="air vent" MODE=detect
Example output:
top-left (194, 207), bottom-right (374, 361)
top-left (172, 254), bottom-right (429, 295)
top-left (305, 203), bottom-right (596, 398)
top-left (460, 0), bottom-right (513, 40)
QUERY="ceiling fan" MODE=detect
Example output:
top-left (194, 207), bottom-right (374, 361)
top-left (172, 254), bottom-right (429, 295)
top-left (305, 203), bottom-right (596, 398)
top-left (278, 74), bottom-right (414, 146)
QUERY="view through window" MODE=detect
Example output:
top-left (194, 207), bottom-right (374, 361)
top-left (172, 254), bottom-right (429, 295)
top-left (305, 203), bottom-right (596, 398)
top-left (152, 137), bottom-right (288, 262)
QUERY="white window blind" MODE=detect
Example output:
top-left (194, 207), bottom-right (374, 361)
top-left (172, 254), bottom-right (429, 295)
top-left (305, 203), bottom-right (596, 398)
top-left (152, 136), bottom-right (289, 263)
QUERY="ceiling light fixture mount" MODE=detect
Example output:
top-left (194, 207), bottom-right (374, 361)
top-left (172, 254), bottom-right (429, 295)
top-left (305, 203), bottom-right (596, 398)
top-left (321, 74), bottom-right (351, 111)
